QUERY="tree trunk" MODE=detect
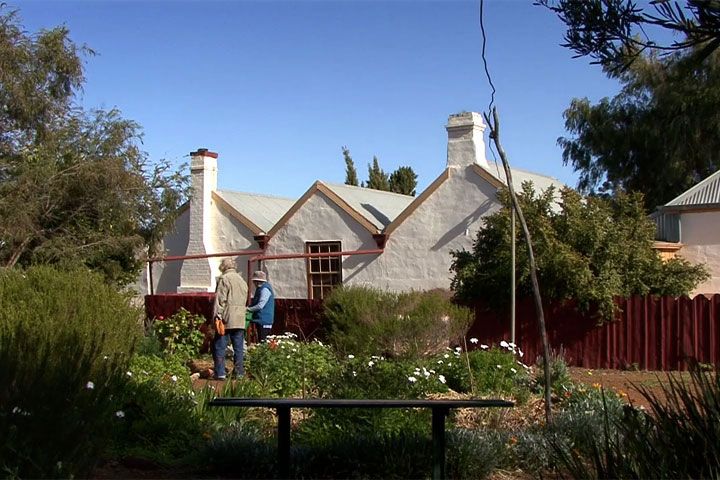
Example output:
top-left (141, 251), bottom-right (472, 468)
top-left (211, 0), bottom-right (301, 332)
top-left (484, 107), bottom-right (553, 424)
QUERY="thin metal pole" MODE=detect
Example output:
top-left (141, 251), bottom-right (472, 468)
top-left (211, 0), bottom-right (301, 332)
top-left (511, 211), bottom-right (516, 345)
top-left (431, 407), bottom-right (447, 480)
top-left (277, 406), bottom-right (291, 479)
top-left (148, 261), bottom-right (155, 296)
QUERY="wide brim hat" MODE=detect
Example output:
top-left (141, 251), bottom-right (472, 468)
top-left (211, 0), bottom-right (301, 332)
top-left (251, 270), bottom-right (267, 282)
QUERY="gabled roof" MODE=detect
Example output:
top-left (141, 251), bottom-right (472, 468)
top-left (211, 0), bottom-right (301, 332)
top-left (267, 181), bottom-right (414, 239)
top-left (665, 169), bottom-right (720, 207)
top-left (213, 190), bottom-right (295, 235)
top-left (385, 164), bottom-right (564, 236)
top-left (473, 163), bottom-right (564, 195)
top-left (321, 182), bottom-right (414, 230)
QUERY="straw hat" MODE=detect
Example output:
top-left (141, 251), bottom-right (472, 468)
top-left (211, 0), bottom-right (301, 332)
top-left (251, 270), bottom-right (267, 282)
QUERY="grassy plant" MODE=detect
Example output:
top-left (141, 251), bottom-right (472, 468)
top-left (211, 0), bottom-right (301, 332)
top-left (534, 347), bottom-right (573, 395)
top-left (0, 266), bottom-right (140, 477)
top-left (323, 286), bottom-right (472, 360)
top-left (551, 363), bottom-right (720, 479)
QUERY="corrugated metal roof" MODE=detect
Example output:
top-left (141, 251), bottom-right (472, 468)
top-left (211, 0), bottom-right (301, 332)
top-left (666, 169), bottom-right (720, 206)
top-left (321, 182), bottom-right (415, 229)
top-left (215, 190), bottom-right (295, 233)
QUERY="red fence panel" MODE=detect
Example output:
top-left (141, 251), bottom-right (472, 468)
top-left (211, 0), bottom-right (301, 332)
top-left (468, 294), bottom-right (720, 371)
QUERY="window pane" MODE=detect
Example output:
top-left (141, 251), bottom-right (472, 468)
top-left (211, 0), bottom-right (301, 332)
top-left (310, 258), bottom-right (320, 273)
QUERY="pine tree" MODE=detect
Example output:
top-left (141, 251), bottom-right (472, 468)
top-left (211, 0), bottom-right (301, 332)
top-left (365, 156), bottom-right (390, 191)
top-left (389, 166), bottom-right (418, 196)
top-left (342, 146), bottom-right (359, 186)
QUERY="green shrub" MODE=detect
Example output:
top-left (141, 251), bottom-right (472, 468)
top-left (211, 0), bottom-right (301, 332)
top-left (323, 286), bottom-right (473, 360)
top-left (153, 307), bottom-right (205, 359)
top-left (109, 353), bottom-right (202, 464)
top-left (0, 266), bottom-right (140, 478)
top-left (448, 429), bottom-right (511, 479)
top-left (195, 379), bottom-right (275, 432)
top-left (534, 347), bottom-right (573, 395)
top-left (245, 333), bottom-right (338, 397)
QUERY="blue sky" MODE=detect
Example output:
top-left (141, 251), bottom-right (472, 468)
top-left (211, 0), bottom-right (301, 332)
top-left (12, 0), bottom-right (620, 199)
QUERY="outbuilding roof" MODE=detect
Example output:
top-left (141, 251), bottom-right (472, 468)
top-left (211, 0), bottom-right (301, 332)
top-left (665, 169), bottom-right (720, 207)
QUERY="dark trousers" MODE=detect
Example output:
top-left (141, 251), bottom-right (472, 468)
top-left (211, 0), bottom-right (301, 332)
top-left (255, 323), bottom-right (272, 343)
top-left (213, 328), bottom-right (245, 378)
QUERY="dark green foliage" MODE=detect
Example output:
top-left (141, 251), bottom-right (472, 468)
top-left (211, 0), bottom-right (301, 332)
top-left (451, 184), bottom-right (708, 322)
top-left (365, 156), bottom-right (390, 191)
top-left (0, 266), bottom-right (140, 477)
top-left (538, 0), bottom-right (720, 72)
top-left (551, 365), bottom-right (720, 479)
top-left (389, 165), bottom-right (418, 196)
top-left (322, 286), bottom-right (473, 359)
top-left (0, 8), bottom-right (188, 285)
top-left (342, 146), bottom-right (359, 186)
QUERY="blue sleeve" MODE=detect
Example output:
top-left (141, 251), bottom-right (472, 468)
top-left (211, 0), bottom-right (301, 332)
top-left (247, 288), bottom-right (270, 312)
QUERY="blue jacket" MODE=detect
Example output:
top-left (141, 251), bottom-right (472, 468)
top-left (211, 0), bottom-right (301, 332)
top-left (248, 282), bottom-right (275, 326)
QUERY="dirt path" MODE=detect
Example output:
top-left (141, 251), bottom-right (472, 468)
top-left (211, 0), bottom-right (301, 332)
top-left (567, 367), bottom-right (683, 409)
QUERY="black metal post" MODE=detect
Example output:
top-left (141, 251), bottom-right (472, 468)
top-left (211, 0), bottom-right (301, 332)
top-left (431, 406), bottom-right (448, 480)
top-left (277, 406), bottom-right (291, 478)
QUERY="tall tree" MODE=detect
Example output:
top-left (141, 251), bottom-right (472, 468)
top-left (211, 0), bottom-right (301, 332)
top-left (342, 146), bottom-right (359, 186)
top-left (558, 46), bottom-right (720, 208)
top-left (365, 156), bottom-right (390, 191)
top-left (389, 166), bottom-right (418, 196)
top-left (538, 0), bottom-right (720, 73)
top-left (0, 7), bottom-right (188, 285)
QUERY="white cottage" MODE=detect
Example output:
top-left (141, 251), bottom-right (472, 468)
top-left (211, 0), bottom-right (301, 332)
top-left (146, 112), bottom-right (562, 298)
top-left (653, 168), bottom-right (720, 295)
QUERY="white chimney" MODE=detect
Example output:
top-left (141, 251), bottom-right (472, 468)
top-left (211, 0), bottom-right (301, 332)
top-left (179, 148), bottom-right (218, 292)
top-left (446, 112), bottom-right (489, 169)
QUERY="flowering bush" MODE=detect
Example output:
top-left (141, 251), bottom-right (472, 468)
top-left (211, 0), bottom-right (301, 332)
top-left (432, 341), bottom-right (531, 400)
top-left (245, 333), bottom-right (338, 397)
top-left (153, 308), bottom-right (205, 359)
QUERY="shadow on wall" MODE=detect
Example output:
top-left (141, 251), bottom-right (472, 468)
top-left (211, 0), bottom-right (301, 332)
top-left (431, 199), bottom-right (495, 251)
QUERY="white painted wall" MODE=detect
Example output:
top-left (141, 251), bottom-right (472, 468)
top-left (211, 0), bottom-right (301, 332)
top-left (211, 205), bottom-right (259, 283)
top-left (679, 210), bottom-right (720, 295)
top-left (264, 166), bottom-right (501, 298)
top-left (373, 165), bottom-right (500, 291)
top-left (265, 192), bottom-right (378, 298)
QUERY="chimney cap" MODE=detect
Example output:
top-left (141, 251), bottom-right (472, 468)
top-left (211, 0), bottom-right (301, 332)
top-left (190, 148), bottom-right (219, 158)
top-left (446, 111), bottom-right (485, 129)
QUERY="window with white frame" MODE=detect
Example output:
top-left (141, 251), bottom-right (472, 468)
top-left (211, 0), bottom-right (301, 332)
top-left (306, 241), bottom-right (342, 299)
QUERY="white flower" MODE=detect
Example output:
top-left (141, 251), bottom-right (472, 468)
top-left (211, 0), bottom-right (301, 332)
top-left (510, 368), bottom-right (517, 373)
top-left (496, 365), bottom-right (502, 369)
top-left (368, 361), bottom-right (375, 367)
top-left (518, 349), bottom-right (524, 358)
top-left (455, 346), bottom-right (462, 352)
top-left (171, 375), bottom-right (178, 382)
top-left (103, 355), bottom-right (109, 360)
top-left (508, 342), bottom-right (516, 347)
top-left (470, 337), bottom-right (479, 344)
top-left (500, 340), bottom-right (509, 348)
top-left (443, 353), bottom-right (450, 359)
top-left (86, 381), bottom-right (95, 390)
top-left (348, 354), bottom-right (355, 359)
top-left (438, 375), bottom-right (446, 384)
top-left (12, 406), bottom-right (21, 414)
top-left (126, 371), bottom-right (133, 377)
top-left (481, 344), bottom-right (489, 350)
top-left (352, 371), bottom-right (357, 377)
top-left (437, 360), bottom-right (444, 364)
top-left (429, 369), bottom-right (435, 374)
top-left (115, 410), bottom-right (125, 418)
top-left (408, 376), bottom-right (417, 383)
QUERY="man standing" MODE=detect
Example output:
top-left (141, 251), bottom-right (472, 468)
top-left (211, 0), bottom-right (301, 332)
top-left (246, 270), bottom-right (275, 343)
top-left (213, 258), bottom-right (248, 380)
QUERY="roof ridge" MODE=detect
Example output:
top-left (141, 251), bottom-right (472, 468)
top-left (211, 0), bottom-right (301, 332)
top-left (216, 189), bottom-right (296, 201)
top-left (321, 181), bottom-right (415, 199)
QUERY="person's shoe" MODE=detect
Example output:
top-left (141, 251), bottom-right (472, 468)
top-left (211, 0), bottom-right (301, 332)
top-left (213, 375), bottom-right (226, 380)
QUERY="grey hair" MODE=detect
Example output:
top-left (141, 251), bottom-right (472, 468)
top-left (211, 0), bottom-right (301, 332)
top-left (219, 258), bottom-right (236, 272)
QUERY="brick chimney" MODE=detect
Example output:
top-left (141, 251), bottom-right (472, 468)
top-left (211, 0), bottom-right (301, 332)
top-left (446, 112), bottom-right (489, 169)
top-left (179, 148), bottom-right (218, 292)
